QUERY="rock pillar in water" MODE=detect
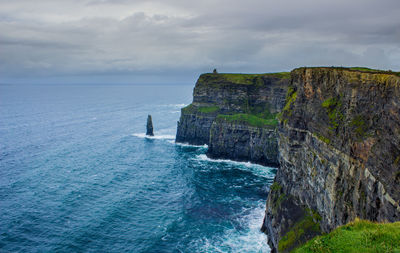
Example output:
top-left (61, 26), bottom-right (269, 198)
top-left (146, 115), bottom-right (154, 136)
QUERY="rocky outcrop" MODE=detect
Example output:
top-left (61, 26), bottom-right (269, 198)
top-left (262, 67), bottom-right (400, 252)
top-left (146, 115), bottom-right (154, 136)
top-left (176, 72), bottom-right (289, 161)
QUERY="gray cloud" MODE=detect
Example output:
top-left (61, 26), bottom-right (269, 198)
top-left (0, 0), bottom-right (399, 84)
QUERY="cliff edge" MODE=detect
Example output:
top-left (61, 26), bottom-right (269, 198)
top-left (262, 67), bottom-right (400, 252)
top-left (176, 72), bottom-right (289, 166)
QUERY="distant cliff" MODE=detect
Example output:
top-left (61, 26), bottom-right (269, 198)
top-left (262, 67), bottom-right (400, 252)
top-left (176, 72), bottom-right (289, 166)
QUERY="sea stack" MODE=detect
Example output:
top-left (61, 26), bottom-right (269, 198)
top-left (146, 115), bottom-right (154, 136)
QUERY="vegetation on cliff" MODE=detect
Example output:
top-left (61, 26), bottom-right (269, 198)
top-left (293, 219), bottom-right (400, 253)
top-left (321, 96), bottom-right (344, 131)
top-left (198, 72), bottom-right (290, 86)
top-left (279, 209), bottom-right (322, 252)
top-left (181, 104), bottom-right (220, 114)
top-left (280, 86), bottom-right (297, 123)
top-left (294, 66), bottom-right (400, 78)
top-left (265, 66), bottom-right (400, 253)
top-left (216, 113), bottom-right (278, 127)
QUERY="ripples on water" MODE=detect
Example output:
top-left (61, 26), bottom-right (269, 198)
top-left (0, 84), bottom-right (275, 252)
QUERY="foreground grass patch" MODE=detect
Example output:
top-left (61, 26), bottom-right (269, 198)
top-left (293, 219), bottom-right (400, 253)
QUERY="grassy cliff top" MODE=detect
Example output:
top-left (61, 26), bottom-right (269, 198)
top-left (293, 219), bottom-right (400, 253)
top-left (198, 72), bottom-right (290, 85)
top-left (292, 66), bottom-right (400, 86)
top-left (293, 66), bottom-right (400, 77)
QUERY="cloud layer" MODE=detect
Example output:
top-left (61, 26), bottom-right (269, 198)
top-left (1, 0), bottom-right (399, 84)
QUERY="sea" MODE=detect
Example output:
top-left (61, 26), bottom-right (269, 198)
top-left (0, 84), bottom-right (276, 252)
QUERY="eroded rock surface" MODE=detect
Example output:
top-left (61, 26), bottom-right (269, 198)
top-left (176, 72), bottom-right (289, 165)
top-left (263, 67), bottom-right (400, 252)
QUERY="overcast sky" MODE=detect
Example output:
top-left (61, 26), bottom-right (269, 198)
top-left (1, 0), bottom-right (400, 84)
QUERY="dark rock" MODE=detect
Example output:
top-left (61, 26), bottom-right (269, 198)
top-left (146, 115), bottom-right (154, 136)
top-left (176, 67), bottom-right (400, 252)
top-left (207, 119), bottom-right (279, 167)
top-left (176, 73), bottom-right (289, 150)
top-left (263, 67), bottom-right (400, 252)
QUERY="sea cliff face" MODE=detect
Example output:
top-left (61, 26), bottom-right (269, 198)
top-left (263, 68), bottom-right (400, 252)
top-left (176, 72), bottom-right (289, 165)
top-left (207, 118), bottom-right (279, 166)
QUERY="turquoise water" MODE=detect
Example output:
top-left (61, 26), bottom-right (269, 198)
top-left (0, 84), bottom-right (275, 252)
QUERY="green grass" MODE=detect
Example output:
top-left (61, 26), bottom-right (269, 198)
top-left (181, 104), bottom-right (220, 114)
top-left (217, 74), bottom-right (260, 85)
top-left (181, 104), bottom-right (196, 114)
top-left (217, 113), bottom-right (278, 127)
top-left (349, 67), bottom-right (399, 75)
top-left (293, 219), bottom-right (400, 253)
top-left (349, 67), bottom-right (382, 72)
top-left (293, 66), bottom-right (400, 77)
top-left (282, 86), bottom-right (297, 121)
top-left (270, 72), bottom-right (291, 79)
top-left (198, 106), bottom-right (219, 113)
top-left (322, 97), bottom-right (344, 131)
top-left (201, 72), bottom-right (291, 85)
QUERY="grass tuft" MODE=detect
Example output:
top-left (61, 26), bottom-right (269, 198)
top-left (293, 219), bottom-right (400, 253)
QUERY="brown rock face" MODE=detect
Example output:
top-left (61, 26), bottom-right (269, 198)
top-left (263, 68), bottom-right (400, 252)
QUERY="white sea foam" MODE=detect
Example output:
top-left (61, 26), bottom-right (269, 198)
top-left (132, 133), bottom-right (175, 140)
top-left (193, 154), bottom-right (275, 179)
top-left (168, 141), bottom-right (208, 148)
top-left (194, 154), bottom-right (266, 168)
top-left (199, 202), bottom-right (270, 253)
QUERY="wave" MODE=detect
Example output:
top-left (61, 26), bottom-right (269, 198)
top-left (132, 133), bottom-right (175, 140)
top-left (193, 154), bottom-right (268, 169)
top-left (168, 141), bottom-right (208, 148)
top-left (192, 154), bottom-right (276, 179)
top-left (198, 202), bottom-right (270, 252)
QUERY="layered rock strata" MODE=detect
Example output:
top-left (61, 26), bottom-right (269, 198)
top-left (207, 118), bottom-right (279, 166)
top-left (176, 72), bottom-right (289, 164)
top-left (262, 67), bottom-right (400, 252)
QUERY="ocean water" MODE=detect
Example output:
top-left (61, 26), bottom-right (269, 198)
top-left (0, 84), bottom-right (276, 252)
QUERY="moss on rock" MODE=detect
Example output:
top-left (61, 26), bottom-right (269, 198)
top-left (278, 209), bottom-right (322, 252)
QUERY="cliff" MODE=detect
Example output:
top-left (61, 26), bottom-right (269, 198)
top-left (207, 116), bottom-right (279, 166)
top-left (176, 72), bottom-right (289, 165)
top-left (262, 67), bottom-right (400, 252)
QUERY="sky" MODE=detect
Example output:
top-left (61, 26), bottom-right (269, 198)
top-left (1, 0), bottom-right (399, 84)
